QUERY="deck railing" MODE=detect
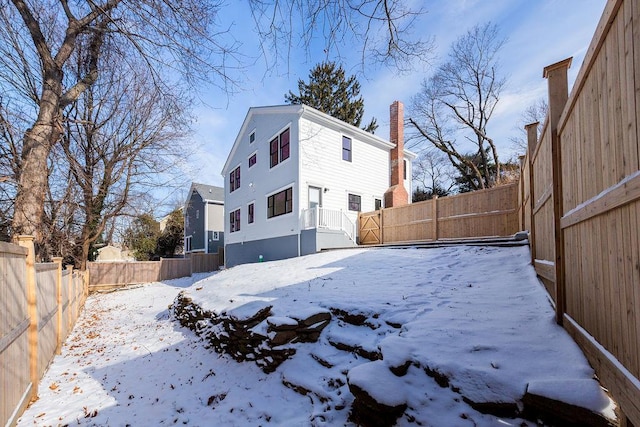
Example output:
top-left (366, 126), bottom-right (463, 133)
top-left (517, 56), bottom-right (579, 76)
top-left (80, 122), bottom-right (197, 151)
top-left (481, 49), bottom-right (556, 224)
top-left (301, 207), bottom-right (356, 242)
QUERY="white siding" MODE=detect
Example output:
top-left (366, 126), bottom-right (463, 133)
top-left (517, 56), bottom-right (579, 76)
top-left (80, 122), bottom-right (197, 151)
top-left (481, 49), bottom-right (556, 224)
top-left (224, 111), bottom-right (301, 245)
top-left (223, 104), bottom-right (400, 250)
top-left (298, 117), bottom-right (390, 224)
top-left (403, 156), bottom-right (413, 203)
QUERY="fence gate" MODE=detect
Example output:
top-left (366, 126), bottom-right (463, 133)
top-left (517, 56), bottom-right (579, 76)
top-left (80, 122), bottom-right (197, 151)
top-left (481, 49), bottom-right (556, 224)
top-left (359, 211), bottom-right (381, 245)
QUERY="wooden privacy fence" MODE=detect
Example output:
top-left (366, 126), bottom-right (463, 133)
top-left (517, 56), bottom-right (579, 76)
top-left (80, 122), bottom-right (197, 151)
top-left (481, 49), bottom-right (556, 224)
top-left (1, 237), bottom-right (87, 427)
top-left (88, 251), bottom-right (221, 291)
top-left (359, 183), bottom-right (520, 244)
top-left (518, 0), bottom-right (640, 423)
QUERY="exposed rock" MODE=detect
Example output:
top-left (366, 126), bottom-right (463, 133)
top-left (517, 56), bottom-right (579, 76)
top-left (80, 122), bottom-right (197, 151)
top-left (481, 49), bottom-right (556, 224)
top-left (295, 311), bottom-right (331, 326)
top-left (423, 365), bottom-right (450, 388)
top-left (331, 308), bottom-right (369, 326)
top-left (282, 379), bottom-right (311, 396)
top-left (347, 361), bottom-right (407, 427)
top-left (349, 383), bottom-right (406, 427)
top-left (389, 360), bottom-right (412, 377)
top-left (172, 293), bottom-right (331, 372)
top-left (462, 397), bottom-right (519, 418)
top-left (522, 380), bottom-right (617, 427)
top-left (328, 340), bottom-right (382, 361)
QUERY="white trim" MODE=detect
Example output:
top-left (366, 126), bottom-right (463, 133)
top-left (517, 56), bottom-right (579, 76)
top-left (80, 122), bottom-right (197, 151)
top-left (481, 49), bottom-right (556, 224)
top-left (268, 124), bottom-right (293, 170)
top-left (248, 150), bottom-right (258, 168)
top-left (347, 192), bottom-right (363, 212)
top-left (373, 196), bottom-right (383, 210)
top-left (204, 204), bottom-right (209, 253)
top-left (229, 163), bottom-right (242, 194)
top-left (229, 207), bottom-right (242, 233)
top-left (247, 200), bottom-right (256, 225)
top-left (341, 135), bottom-right (353, 162)
top-left (184, 235), bottom-right (192, 253)
top-left (266, 182), bottom-right (296, 221)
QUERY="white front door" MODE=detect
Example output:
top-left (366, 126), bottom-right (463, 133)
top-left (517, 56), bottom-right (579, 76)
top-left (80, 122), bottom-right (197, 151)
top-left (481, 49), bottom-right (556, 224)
top-left (309, 186), bottom-right (322, 209)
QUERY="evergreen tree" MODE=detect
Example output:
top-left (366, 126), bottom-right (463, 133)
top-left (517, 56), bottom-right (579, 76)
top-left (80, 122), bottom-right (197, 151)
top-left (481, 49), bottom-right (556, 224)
top-left (124, 214), bottom-right (160, 261)
top-left (157, 209), bottom-right (184, 257)
top-left (285, 61), bottom-right (378, 133)
top-left (412, 186), bottom-right (449, 202)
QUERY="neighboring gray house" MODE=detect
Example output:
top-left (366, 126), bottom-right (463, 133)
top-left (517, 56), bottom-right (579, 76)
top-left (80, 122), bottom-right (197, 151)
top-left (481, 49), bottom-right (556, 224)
top-left (184, 183), bottom-right (225, 254)
top-left (221, 101), bottom-right (414, 267)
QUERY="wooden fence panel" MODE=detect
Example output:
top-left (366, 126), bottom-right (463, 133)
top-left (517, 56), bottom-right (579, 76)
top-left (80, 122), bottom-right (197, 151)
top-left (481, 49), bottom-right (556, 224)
top-left (437, 185), bottom-right (519, 239)
top-left (69, 269), bottom-right (80, 326)
top-left (189, 253), bottom-right (220, 274)
top-left (88, 262), bottom-right (160, 290)
top-left (0, 242), bottom-right (30, 427)
top-left (35, 264), bottom-right (58, 379)
top-left (519, 156), bottom-right (531, 233)
top-left (1, 242), bottom-right (88, 427)
top-left (159, 258), bottom-right (192, 280)
top-left (361, 183), bottom-right (520, 245)
top-left (549, 0), bottom-right (640, 421)
top-left (530, 123), bottom-right (557, 298)
top-left (381, 200), bottom-right (434, 243)
top-left (88, 254), bottom-right (221, 290)
top-left (60, 270), bottom-right (71, 341)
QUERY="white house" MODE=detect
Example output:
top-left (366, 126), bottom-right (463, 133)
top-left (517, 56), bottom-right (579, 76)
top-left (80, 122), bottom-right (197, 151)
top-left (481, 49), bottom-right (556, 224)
top-left (221, 101), bottom-right (414, 267)
top-left (183, 182), bottom-right (225, 255)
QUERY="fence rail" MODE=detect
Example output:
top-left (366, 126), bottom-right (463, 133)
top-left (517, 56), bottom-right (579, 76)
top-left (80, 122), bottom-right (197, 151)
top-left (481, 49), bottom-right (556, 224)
top-left (1, 238), bottom-right (87, 427)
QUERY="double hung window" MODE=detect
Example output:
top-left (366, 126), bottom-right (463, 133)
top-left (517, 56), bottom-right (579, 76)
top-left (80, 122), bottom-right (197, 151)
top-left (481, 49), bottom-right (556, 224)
top-left (230, 209), bottom-right (241, 232)
top-left (270, 128), bottom-right (290, 168)
top-left (230, 166), bottom-right (240, 192)
top-left (267, 187), bottom-right (293, 218)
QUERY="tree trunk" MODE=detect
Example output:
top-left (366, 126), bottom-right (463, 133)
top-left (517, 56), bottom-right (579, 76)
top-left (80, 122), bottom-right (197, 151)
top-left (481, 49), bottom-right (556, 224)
top-left (12, 83), bottom-right (61, 256)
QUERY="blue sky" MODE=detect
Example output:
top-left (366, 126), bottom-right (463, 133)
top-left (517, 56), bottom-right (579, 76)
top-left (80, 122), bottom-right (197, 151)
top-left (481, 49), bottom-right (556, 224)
top-left (164, 0), bottom-right (607, 212)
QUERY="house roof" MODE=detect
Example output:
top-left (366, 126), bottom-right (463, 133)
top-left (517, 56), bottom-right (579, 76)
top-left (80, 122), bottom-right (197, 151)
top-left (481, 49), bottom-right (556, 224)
top-left (221, 104), bottom-right (414, 174)
top-left (189, 182), bottom-right (224, 204)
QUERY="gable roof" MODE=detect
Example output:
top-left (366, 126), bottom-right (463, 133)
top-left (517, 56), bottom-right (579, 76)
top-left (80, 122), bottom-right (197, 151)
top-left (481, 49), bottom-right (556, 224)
top-left (222, 104), bottom-right (402, 174)
top-left (189, 182), bottom-right (224, 204)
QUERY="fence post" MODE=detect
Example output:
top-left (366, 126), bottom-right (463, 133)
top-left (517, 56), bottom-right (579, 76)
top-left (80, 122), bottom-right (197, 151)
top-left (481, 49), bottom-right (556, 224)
top-left (525, 122), bottom-right (539, 265)
top-left (379, 209), bottom-right (384, 244)
top-left (16, 235), bottom-right (38, 400)
top-left (543, 57), bottom-right (572, 325)
top-left (518, 155), bottom-right (526, 230)
top-left (52, 257), bottom-right (63, 354)
top-left (432, 196), bottom-right (439, 240)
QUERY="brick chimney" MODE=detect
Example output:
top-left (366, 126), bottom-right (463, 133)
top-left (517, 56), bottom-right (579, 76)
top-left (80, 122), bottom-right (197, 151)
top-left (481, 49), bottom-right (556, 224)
top-left (384, 101), bottom-right (409, 207)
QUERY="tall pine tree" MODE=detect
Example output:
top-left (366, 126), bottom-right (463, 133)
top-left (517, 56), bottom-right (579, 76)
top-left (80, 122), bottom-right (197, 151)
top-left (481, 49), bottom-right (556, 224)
top-left (285, 61), bottom-right (378, 133)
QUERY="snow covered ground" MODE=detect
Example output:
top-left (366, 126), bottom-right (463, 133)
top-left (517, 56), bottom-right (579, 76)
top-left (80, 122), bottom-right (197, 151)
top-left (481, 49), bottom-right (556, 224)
top-left (17, 245), bottom-right (616, 426)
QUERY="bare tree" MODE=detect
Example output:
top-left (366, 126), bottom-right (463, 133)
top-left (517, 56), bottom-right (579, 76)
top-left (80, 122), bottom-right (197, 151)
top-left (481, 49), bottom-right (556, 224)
top-left (510, 98), bottom-right (548, 154)
top-left (411, 148), bottom-right (455, 200)
top-left (409, 22), bottom-right (506, 192)
top-left (2, 0), bottom-right (235, 254)
top-left (248, 0), bottom-right (434, 72)
top-left (52, 49), bottom-right (191, 268)
top-left (2, 0), bottom-right (431, 258)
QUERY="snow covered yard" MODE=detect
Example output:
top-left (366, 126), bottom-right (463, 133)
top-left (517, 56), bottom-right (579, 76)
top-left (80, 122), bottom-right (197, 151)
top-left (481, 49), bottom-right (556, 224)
top-left (17, 245), bottom-right (616, 426)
